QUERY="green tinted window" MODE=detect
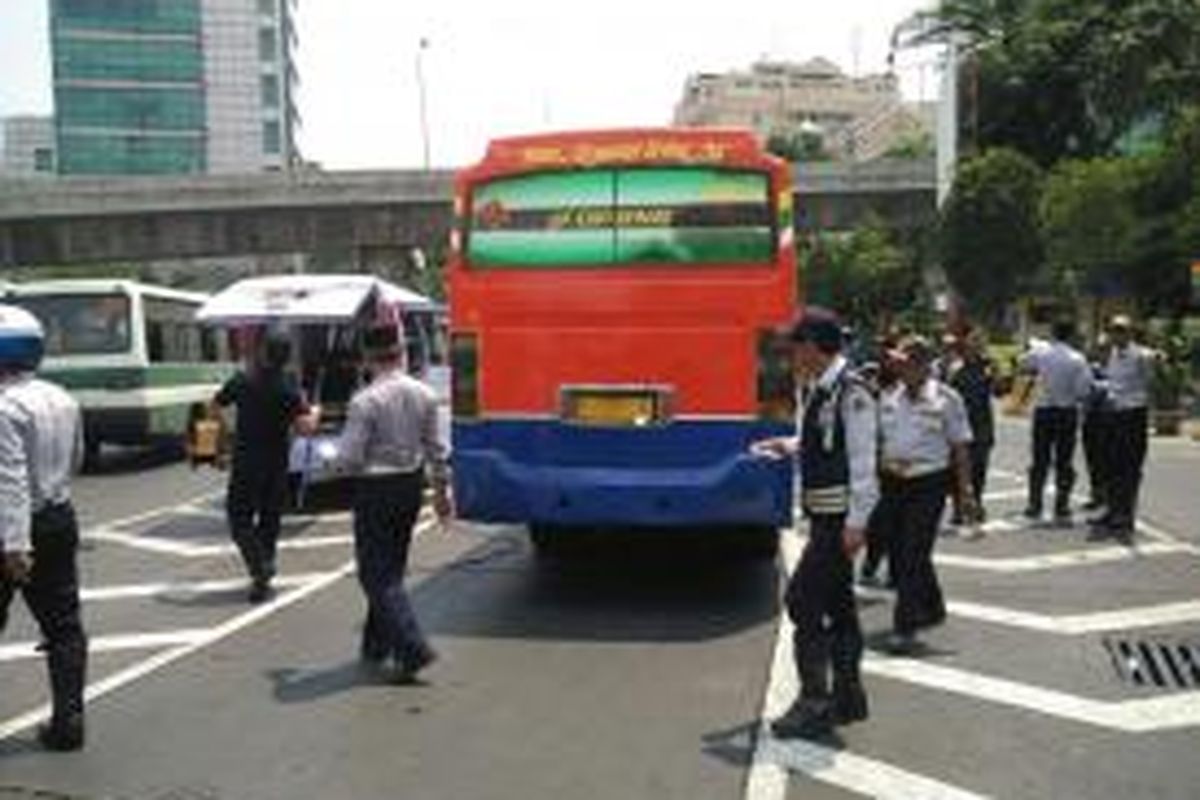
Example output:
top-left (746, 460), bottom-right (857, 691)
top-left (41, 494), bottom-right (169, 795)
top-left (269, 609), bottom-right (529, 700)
top-left (58, 87), bottom-right (204, 131)
top-left (55, 37), bottom-right (202, 82)
top-left (467, 167), bottom-right (773, 268)
top-left (53, 0), bottom-right (201, 35)
top-left (58, 132), bottom-right (205, 174)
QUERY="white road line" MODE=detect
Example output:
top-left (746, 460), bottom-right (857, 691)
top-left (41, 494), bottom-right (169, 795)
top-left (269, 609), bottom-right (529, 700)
top-left (0, 562), bottom-right (352, 742)
top-left (758, 737), bottom-right (993, 800)
top-left (81, 572), bottom-right (329, 602)
top-left (934, 541), bottom-right (1193, 572)
top-left (0, 630), bottom-right (207, 664)
top-left (745, 530), bottom-right (991, 800)
top-left (857, 586), bottom-right (1200, 635)
top-left (85, 529), bottom-right (353, 557)
top-left (0, 516), bottom-right (435, 743)
top-left (987, 467), bottom-right (1024, 481)
top-left (863, 654), bottom-right (1200, 733)
top-left (80, 491), bottom-right (225, 533)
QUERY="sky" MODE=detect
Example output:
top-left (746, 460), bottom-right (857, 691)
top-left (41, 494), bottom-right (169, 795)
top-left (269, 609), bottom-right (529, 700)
top-left (0, 0), bottom-right (938, 170)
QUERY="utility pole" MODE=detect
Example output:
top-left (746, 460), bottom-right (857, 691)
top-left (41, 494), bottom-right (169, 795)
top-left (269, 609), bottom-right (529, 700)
top-left (416, 37), bottom-right (431, 170)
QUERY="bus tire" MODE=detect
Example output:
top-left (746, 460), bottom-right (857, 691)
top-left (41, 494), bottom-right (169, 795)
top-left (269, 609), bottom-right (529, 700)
top-left (737, 526), bottom-right (779, 559)
top-left (529, 524), bottom-right (567, 559)
top-left (82, 435), bottom-right (102, 473)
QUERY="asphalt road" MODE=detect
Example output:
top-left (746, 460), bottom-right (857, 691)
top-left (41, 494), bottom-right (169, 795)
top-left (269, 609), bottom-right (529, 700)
top-left (1, 418), bottom-right (1198, 800)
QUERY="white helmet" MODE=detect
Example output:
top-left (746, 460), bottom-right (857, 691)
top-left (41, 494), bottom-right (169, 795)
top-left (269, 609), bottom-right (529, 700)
top-left (0, 304), bottom-right (45, 371)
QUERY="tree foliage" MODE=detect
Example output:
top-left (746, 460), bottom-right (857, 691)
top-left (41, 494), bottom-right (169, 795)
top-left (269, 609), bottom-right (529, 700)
top-left (808, 214), bottom-right (917, 329)
top-left (928, 0), bottom-right (1200, 165)
top-left (1039, 157), bottom-right (1139, 297)
top-left (938, 148), bottom-right (1044, 320)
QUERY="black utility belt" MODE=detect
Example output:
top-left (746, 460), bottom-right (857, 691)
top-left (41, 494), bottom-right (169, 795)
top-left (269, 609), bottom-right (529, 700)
top-left (881, 469), bottom-right (949, 489)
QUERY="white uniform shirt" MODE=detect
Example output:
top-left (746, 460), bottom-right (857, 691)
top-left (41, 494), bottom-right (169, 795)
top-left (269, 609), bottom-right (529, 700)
top-left (1022, 341), bottom-right (1092, 409)
top-left (796, 355), bottom-right (880, 529)
top-left (880, 378), bottom-right (972, 476)
top-left (0, 374), bottom-right (83, 553)
top-left (1106, 343), bottom-right (1154, 410)
top-left (335, 366), bottom-right (448, 488)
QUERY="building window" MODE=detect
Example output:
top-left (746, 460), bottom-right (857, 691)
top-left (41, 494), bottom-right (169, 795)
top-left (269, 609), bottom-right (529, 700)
top-left (258, 27), bottom-right (277, 61)
top-left (261, 74), bottom-right (279, 108)
top-left (258, 0), bottom-right (275, 15)
top-left (33, 148), bottom-right (54, 172)
top-left (263, 120), bottom-right (281, 154)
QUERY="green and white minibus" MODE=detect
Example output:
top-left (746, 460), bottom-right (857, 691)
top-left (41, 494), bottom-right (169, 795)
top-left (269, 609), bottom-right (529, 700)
top-left (6, 279), bottom-right (235, 466)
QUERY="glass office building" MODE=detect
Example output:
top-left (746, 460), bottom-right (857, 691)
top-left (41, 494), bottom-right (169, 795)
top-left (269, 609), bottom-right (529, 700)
top-left (51, 0), bottom-right (299, 175)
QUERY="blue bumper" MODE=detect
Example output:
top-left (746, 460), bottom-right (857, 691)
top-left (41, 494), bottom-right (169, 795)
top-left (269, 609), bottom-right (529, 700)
top-left (452, 419), bottom-right (794, 528)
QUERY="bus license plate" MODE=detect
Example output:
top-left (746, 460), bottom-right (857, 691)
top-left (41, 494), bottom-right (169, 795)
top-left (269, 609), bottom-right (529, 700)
top-left (568, 392), bottom-right (659, 426)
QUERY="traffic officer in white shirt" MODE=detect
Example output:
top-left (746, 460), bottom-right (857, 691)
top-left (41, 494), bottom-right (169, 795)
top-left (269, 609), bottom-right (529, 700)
top-left (877, 335), bottom-right (975, 655)
top-left (1019, 320), bottom-right (1092, 525)
top-left (0, 305), bottom-right (88, 751)
top-left (331, 322), bottom-right (452, 683)
top-left (750, 307), bottom-right (879, 739)
top-left (1091, 315), bottom-right (1155, 540)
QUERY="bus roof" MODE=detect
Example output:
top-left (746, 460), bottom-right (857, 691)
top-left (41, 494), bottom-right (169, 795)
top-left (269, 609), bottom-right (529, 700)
top-left (474, 128), bottom-right (771, 174)
top-left (6, 279), bottom-right (210, 305)
top-left (196, 274), bottom-right (436, 326)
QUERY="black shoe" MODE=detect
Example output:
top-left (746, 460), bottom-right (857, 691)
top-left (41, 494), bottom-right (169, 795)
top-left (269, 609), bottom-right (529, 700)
top-left (832, 684), bottom-right (869, 725)
top-left (885, 631), bottom-right (919, 656)
top-left (393, 644), bottom-right (438, 684)
top-left (38, 717), bottom-right (84, 752)
top-left (1052, 512), bottom-right (1073, 529)
top-left (1022, 506), bottom-right (1042, 521)
top-left (770, 698), bottom-right (834, 739)
top-left (247, 577), bottom-right (272, 604)
top-left (1108, 522), bottom-right (1135, 545)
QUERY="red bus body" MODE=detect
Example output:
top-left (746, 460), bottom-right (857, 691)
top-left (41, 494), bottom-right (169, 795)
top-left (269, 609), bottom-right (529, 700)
top-left (450, 128), bottom-right (797, 531)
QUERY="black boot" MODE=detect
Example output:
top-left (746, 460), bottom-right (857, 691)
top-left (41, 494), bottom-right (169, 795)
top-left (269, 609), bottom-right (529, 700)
top-left (830, 632), bottom-right (868, 724)
top-left (38, 714), bottom-right (84, 752)
top-left (832, 682), bottom-right (869, 724)
top-left (771, 637), bottom-right (833, 739)
top-left (44, 636), bottom-right (86, 752)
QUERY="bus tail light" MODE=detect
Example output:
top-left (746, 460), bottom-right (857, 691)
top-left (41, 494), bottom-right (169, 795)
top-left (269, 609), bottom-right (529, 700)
top-left (757, 329), bottom-right (794, 422)
top-left (451, 331), bottom-right (480, 418)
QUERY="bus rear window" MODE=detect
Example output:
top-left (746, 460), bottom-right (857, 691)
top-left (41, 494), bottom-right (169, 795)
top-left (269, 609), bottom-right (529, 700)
top-left (11, 294), bottom-right (131, 356)
top-left (467, 167), bottom-right (773, 268)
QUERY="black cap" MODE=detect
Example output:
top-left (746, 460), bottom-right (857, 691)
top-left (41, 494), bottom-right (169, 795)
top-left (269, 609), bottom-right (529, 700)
top-left (363, 324), bottom-right (403, 360)
top-left (786, 306), bottom-right (843, 353)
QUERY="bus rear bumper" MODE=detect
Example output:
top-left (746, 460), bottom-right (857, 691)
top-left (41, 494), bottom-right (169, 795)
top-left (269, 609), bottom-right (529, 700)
top-left (452, 450), bottom-right (794, 529)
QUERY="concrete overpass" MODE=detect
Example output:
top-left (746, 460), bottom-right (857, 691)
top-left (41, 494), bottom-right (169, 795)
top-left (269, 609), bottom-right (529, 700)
top-left (0, 159), bottom-right (934, 268)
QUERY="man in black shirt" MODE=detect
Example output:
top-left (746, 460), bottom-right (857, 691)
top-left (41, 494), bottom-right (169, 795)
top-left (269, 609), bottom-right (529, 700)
top-left (213, 328), bottom-right (313, 602)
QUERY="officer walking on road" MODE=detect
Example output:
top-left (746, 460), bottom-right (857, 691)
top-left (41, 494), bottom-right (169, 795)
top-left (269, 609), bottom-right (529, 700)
top-left (212, 327), bottom-right (314, 603)
top-left (750, 307), bottom-right (879, 739)
top-left (332, 323), bottom-right (452, 683)
top-left (0, 305), bottom-right (88, 751)
top-left (942, 329), bottom-right (996, 526)
top-left (1091, 315), bottom-right (1155, 541)
top-left (1020, 320), bottom-right (1091, 526)
top-left (877, 336), bottom-right (976, 654)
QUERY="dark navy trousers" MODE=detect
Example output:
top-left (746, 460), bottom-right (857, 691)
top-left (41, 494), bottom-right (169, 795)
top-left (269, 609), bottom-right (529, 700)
top-left (353, 472), bottom-right (429, 662)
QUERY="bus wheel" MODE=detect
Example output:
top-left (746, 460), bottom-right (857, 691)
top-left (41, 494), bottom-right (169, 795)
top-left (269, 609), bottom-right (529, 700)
top-left (82, 436), bottom-right (102, 473)
top-left (737, 526), bottom-right (780, 559)
top-left (529, 524), bottom-right (568, 559)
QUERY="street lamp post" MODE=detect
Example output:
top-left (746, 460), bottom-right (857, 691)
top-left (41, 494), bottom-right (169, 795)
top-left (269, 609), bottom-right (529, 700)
top-left (415, 37), bottom-right (431, 170)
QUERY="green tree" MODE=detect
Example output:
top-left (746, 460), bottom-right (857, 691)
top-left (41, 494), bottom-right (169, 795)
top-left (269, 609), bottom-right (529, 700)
top-left (926, 0), bottom-right (1200, 165)
top-left (766, 130), bottom-right (830, 162)
top-left (816, 215), bottom-right (916, 329)
top-left (938, 148), bottom-right (1044, 321)
top-left (1039, 157), bottom-right (1139, 297)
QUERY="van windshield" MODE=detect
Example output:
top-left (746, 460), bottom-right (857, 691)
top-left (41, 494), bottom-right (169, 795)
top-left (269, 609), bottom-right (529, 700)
top-left (11, 293), bottom-right (132, 356)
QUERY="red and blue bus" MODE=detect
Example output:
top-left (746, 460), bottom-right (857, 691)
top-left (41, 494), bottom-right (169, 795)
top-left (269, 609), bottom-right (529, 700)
top-left (448, 128), bottom-right (797, 548)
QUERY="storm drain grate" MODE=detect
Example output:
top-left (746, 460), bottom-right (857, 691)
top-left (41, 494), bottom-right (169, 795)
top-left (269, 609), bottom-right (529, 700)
top-left (1104, 636), bottom-right (1200, 690)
